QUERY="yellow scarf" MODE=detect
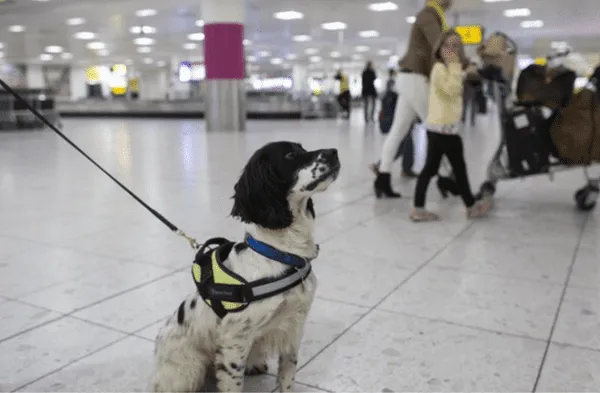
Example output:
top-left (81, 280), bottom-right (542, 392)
top-left (426, 1), bottom-right (449, 31)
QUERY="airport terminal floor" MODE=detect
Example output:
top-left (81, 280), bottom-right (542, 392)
top-left (1, 111), bottom-right (600, 392)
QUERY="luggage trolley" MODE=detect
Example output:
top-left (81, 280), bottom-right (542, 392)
top-left (477, 49), bottom-right (600, 211)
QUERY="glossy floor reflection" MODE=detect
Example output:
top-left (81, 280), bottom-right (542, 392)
top-left (0, 112), bottom-right (599, 392)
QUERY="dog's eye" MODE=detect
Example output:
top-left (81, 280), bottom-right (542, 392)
top-left (285, 152), bottom-right (296, 160)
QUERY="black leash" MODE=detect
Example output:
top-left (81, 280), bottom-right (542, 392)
top-left (0, 78), bottom-right (200, 250)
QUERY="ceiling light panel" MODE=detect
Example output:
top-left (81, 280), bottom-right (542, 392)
top-left (330, 51), bottom-right (341, 58)
top-left (40, 53), bottom-right (53, 61)
top-left (406, 16), bottom-right (416, 23)
top-left (183, 42), bottom-right (197, 50)
top-left (195, 19), bottom-right (204, 27)
top-left (274, 10), bottom-right (304, 20)
top-left (137, 46), bottom-right (152, 53)
top-left (97, 49), bottom-right (109, 56)
top-left (368, 2), bottom-right (398, 12)
top-left (45, 45), bottom-right (63, 53)
top-left (270, 57), bottom-right (283, 65)
top-left (258, 50), bottom-right (270, 57)
top-left (243, 39), bottom-right (251, 46)
top-left (143, 58), bottom-right (154, 64)
top-left (286, 53), bottom-right (297, 60)
top-left (355, 45), bottom-right (370, 52)
top-left (130, 25), bottom-right (156, 34)
top-left (187, 33), bottom-right (205, 41)
top-left (66, 17), bottom-right (85, 26)
top-left (359, 30), bottom-right (379, 38)
top-left (61, 52), bottom-right (73, 59)
top-left (304, 48), bottom-right (319, 55)
top-left (86, 41), bottom-right (105, 50)
top-left (309, 56), bottom-right (321, 62)
top-left (135, 9), bottom-right (157, 17)
top-left (321, 21), bottom-right (347, 31)
top-left (134, 37), bottom-right (155, 45)
top-left (504, 8), bottom-right (531, 17)
top-left (520, 20), bottom-right (544, 28)
top-left (74, 31), bottom-right (95, 40)
top-left (292, 34), bottom-right (311, 42)
top-left (9, 25), bottom-right (25, 32)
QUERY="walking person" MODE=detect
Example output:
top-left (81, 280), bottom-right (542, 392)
top-left (410, 30), bottom-right (493, 222)
top-left (335, 69), bottom-right (351, 119)
top-left (362, 61), bottom-right (377, 122)
top-left (373, 0), bottom-right (454, 199)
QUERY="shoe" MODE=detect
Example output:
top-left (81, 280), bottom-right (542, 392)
top-left (410, 209), bottom-right (440, 222)
top-left (402, 170), bottom-right (418, 178)
top-left (374, 173), bottom-right (401, 199)
top-left (466, 196), bottom-right (493, 219)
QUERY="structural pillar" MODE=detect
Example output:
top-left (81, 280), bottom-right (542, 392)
top-left (69, 67), bottom-right (87, 101)
top-left (26, 64), bottom-right (45, 89)
top-left (202, 0), bottom-right (246, 131)
top-left (292, 64), bottom-right (308, 94)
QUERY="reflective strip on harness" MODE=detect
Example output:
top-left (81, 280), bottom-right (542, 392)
top-left (251, 263), bottom-right (311, 298)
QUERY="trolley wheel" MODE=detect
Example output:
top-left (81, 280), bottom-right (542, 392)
top-left (574, 185), bottom-right (599, 211)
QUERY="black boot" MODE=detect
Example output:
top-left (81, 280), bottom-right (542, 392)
top-left (374, 173), bottom-right (401, 199)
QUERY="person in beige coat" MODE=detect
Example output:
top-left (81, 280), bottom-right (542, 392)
top-left (373, 0), bottom-right (456, 198)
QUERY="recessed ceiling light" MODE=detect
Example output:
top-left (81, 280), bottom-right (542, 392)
top-left (321, 21), bottom-right (347, 31)
top-left (359, 30), bottom-right (379, 38)
top-left (183, 42), bottom-right (197, 50)
top-left (368, 2), bottom-right (398, 12)
top-left (40, 53), bottom-right (53, 61)
top-left (45, 45), bottom-right (63, 54)
top-left (130, 25), bottom-right (156, 34)
top-left (551, 41), bottom-right (569, 49)
top-left (406, 16), bottom-right (416, 24)
top-left (157, 60), bottom-right (167, 67)
top-left (86, 41), bottom-right (105, 50)
top-left (9, 25), bottom-right (25, 32)
top-left (74, 31), bottom-right (95, 40)
top-left (258, 50), bottom-right (270, 57)
top-left (504, 8), bottom-right (531, 17)
top-left (286, 54), bottom-right (297, 60)
top-left (304, 48), bottom-right (319, 55)
top-left (309, 56), bottom-right (321, 62)
top-left (330, 51), bottom-right (341, 58)
top-left (66, 17), bottom-right (85, 26)
top-left (135, 9), bottom-right (157, 17)
top-left (270, 57), bottom-right (283, 65)
top-left (243, 39), bottom-right (251, 46)
top-left (274, 10), bottom-right (304, 20)
top-left (143, 57), bottom-right (154, 64)
top-left (246, 55), bottom-right (257, 62)
top-left (378, 49), bottom-right (391, 56)
top-left (137, 46), bottom-right (152, 53)
top-left (187, 33), bottom-right (205, 41)
top-left (134, 37), bottom-right (155, 45)
top-left (520, 20), bottom-right (544, 28)
top-left (355, 45), bottom-right (370, 52)
top-left (352, 53), bottom-right (363, 60)
top-left (61, 52), bottom-right (73, 59)
top-left (195, 19), bottom-right (204, 27)
top-left (97, 49), bottom-right (109, 56)
top-left (292, 34), bottom-right (311, 42)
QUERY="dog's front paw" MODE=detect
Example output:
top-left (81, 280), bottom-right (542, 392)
top-left (245, 363), bottom-right (268, 376)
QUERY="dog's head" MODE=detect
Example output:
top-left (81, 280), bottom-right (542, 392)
top-left (231, 141), bottom-right (341, 230)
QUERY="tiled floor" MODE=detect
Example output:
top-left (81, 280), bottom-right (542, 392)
top-left (0, 110), bottom-right (599, 392)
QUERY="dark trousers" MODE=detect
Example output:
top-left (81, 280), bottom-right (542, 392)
top-left (414, 131), bottom-right (475, 208)
top-left (337, 91), bottom-right (350, 115)
top-left (363, 94), bottom-right (376, 121)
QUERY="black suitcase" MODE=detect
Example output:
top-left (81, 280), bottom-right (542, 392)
top-left (503, 105), bottom-right (553, 176)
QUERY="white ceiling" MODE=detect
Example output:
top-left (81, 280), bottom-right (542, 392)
top-left (0, 0), bottom-right (599, 73)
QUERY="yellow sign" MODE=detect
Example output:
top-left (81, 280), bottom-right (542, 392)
top-left (128, 78), bottom-right (139, 92)
top-left (534, 57), bottom-right (547, 65)
top-left (455, 25), bottom-right (483, 45)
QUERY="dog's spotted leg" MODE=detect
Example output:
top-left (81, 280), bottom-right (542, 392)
top-left (215, 322), bottom-right (254, 393)
top-left (245, 337), bottom-right (270, 376)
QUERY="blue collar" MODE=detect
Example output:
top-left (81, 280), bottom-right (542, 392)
top-left (245, 234), bottom-right (317, 269)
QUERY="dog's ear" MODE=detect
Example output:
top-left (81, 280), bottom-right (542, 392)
top-left (230, 153), bottom-right (293, 230)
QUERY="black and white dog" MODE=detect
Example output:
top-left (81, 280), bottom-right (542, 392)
top-left (151, 141), bottom-right (340, 392)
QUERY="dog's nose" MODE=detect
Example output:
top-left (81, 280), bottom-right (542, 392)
top-left (322, 149), bottom-right (338, 160)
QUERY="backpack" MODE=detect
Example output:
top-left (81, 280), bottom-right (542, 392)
top-left (379, 90), bottom-right (398, 134)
